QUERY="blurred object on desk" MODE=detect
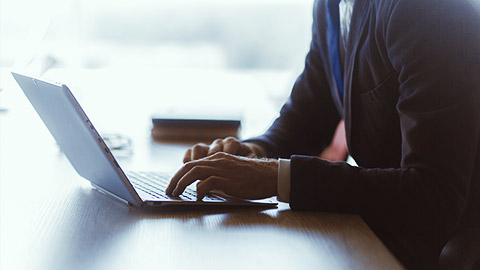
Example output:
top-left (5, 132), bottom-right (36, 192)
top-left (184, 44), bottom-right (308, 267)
top-left (101, 133), bottom-right (134, 157)
top-left (151, 115), bottom-right (241, 144)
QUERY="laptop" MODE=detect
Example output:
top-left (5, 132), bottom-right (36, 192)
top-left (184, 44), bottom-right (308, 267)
top-left (12, 72), bottom-right (277, 208)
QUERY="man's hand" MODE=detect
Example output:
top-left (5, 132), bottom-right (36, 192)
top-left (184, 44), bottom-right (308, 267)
top-left (166, 152), bottom-right (278, 200)
top-left (183, 137), bottom-right (266, 163)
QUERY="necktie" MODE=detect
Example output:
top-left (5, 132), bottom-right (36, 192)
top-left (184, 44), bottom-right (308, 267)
top-left (327, 0), bottom-right (344, 100)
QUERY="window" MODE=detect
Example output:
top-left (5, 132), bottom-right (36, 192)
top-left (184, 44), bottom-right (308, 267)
top-left (1, 0), bottom-right (313, 137)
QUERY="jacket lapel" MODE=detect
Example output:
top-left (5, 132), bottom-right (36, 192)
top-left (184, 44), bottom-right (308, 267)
top-left (343, 0), bottom-right (370, 151)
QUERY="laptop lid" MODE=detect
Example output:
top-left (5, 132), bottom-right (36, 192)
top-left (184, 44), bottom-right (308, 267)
top-left (12, 72), bottom-right (143, 207)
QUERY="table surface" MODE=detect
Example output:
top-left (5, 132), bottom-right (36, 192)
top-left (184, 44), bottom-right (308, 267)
top-left (0, 68), bottom-right (404, 270)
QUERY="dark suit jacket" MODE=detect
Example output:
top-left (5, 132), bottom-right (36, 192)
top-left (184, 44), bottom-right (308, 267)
top-left (247, 0), bottom-right (480, 268)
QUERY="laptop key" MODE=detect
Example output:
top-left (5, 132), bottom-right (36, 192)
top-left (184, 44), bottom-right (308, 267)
top-left (128, 171), bottom-right (199, 201)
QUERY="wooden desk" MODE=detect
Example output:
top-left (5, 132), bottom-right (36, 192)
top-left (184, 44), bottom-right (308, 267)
top-left (0, 69), bottom-right (404, 270)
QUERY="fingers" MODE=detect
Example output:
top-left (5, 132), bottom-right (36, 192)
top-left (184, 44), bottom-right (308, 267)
top-left (207, 139), bottom-right (223, 155)
top-left (167, 152), bottom-right (278, 200)
top-left (196, 176), bottom-right (229, 200)
top-left (192, 144), bottom-right (209, 160)
top-left (166, 153), bottom-right (226, 195)
top-left (208, 137), bottom-right (240, 156)
top-left (166, 160), bottom-right (199, 195)
top-left (223, 137), bottom-right (240, 154)
top-left (166, 152), bottom-right (230, 196)
top-left (183, 137), bottom-right (248, 164)
top-left (172, 165), bottom-right (222, 196)
top-left (183, 143), bottom-right (209, 163)
top-left (183, 148), bottom-right (192, 163)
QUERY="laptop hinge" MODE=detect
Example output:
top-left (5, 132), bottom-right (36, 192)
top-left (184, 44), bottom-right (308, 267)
top-left (91, 183), bottom-right (137, 207)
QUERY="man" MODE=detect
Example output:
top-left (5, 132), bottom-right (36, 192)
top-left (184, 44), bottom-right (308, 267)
top-left (166, 0), bottom-right (480, 268)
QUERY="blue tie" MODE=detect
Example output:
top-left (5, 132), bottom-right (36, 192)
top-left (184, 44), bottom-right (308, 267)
top-left (327, 0), bottom-right (344, 100)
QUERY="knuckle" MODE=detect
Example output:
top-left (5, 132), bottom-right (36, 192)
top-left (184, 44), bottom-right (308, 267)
top-left (189, 165), bottom-right (205, 175)
top-left (229, 140), bottom-right (240, 148)
top-left (184, 160), bottom-right (197, 170)
top-left (192, 144), bottom-right (207, 151)
top-left (224, 136), bottom-right (236, 143)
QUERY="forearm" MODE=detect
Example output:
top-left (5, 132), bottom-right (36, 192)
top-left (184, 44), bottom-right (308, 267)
top-left (289, 155), bottom-right (471, 238)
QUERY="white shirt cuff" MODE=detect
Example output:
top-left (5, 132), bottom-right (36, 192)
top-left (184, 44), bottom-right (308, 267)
top-left (277, 158), bottom-right (291, 203)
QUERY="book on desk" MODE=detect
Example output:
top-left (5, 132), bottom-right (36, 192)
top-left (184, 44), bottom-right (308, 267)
top-left (151, 114), bottom-right (241, 143)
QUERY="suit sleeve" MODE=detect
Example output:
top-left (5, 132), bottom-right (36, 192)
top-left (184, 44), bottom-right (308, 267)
top-left (245, 0), bottom-right (341, 158)
top-left (290, 0), bottom-right (480, 243)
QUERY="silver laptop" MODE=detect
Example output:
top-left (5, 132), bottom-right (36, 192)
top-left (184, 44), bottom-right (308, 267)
top-left (12, 72), bottom-right (277, 208)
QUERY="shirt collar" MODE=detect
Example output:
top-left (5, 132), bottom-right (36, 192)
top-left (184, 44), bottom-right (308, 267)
top-left (339, 0), bottom-right (355, 50)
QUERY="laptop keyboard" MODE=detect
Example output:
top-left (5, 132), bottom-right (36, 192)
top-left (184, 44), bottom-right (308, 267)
top-left (127, 171), bottom-right (220, 202)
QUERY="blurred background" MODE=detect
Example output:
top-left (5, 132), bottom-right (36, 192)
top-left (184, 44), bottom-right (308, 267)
top-left (0, 0), bottom-right (314, 138)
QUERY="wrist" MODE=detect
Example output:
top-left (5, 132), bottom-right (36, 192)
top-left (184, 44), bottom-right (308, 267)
top-left (258, 158), bottom-right (279, 197)
top-left (268, 159), bottom-right (279, 197)
top-left (277, 158), bottom-right (291, 202)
